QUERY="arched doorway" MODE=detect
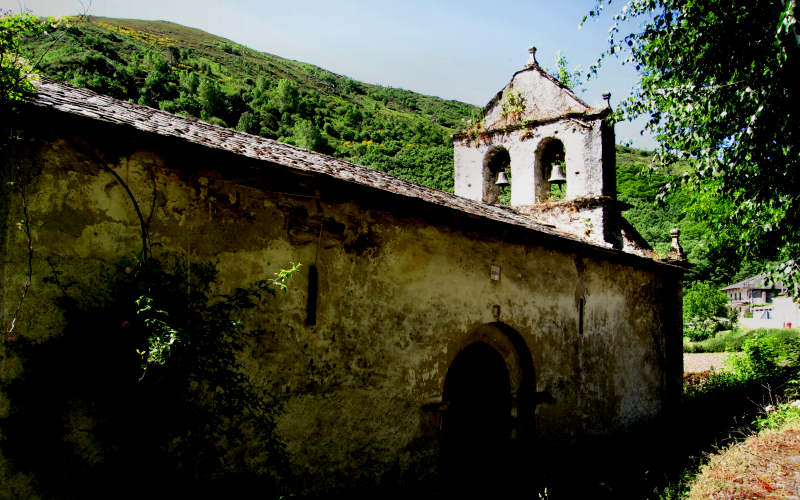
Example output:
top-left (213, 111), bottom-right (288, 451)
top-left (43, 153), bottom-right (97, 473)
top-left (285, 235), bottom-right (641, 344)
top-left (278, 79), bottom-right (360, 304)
top-left (442, 342), bottom-right (512, 476)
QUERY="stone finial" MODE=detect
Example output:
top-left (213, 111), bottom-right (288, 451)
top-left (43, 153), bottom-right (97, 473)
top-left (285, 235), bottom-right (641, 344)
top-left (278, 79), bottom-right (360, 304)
top-left (667, 228), bottom-right (687, 262)
top-left (527, 46), bottom-right (537, 67)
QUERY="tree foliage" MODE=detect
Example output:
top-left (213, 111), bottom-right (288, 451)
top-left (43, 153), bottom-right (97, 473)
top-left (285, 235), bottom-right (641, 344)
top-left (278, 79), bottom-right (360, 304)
top-left (236, 109), bottom-right (259, 134)
top-left (1, 13), bottom-right (42, 105)
top-left (19, 17), bottom-right (470, 193)
top-left (683, 280), bottom-right (731, 340)
top-left (544, 51), bottom-right (584, 91)
top-left (2, 255), bottom-right (299, 497)
top-left (585, 0), bottom-right (800, 294)
top-left (0, 12), bottom-right (66, 123)
top-left (292, 117), bottom-right (327, 152)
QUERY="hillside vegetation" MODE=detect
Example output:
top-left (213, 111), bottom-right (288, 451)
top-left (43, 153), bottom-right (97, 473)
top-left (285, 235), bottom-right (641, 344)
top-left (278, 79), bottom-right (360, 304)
top-left (22, 16), bottom-right (471, 191)
top-left (21, 16), bottom-right (743, 283)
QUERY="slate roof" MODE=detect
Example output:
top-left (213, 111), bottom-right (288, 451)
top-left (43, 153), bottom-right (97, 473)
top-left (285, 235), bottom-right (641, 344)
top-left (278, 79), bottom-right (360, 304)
top-left (27, 79), bottom-right (664, 264)
top-left (722, 274), bottom-right (784, 291)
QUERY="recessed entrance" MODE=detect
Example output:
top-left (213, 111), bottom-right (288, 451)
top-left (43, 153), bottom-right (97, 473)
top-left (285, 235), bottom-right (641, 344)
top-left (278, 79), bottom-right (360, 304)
top-left (442, 342), bottom-right (512, 470)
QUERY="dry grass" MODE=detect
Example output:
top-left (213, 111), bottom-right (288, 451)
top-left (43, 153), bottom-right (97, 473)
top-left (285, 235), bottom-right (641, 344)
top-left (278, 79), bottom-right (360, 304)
top-left (688, 419), bottom-right (800, 498)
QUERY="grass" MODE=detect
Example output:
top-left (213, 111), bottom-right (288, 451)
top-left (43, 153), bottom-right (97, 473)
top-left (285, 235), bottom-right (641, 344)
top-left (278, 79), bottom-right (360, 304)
top-left (686, 402), bottom-right (800, 498)
top-left (670, 335), bottom-right (800, 498)
top-left (684, 327), bottom-right (800, 353)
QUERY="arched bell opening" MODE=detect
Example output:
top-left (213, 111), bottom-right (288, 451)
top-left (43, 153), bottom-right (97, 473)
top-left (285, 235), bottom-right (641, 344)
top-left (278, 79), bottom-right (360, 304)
top-left (482, 146), bottom-right (511, 205)
top-left (535, 138), bottom-right (566, 202)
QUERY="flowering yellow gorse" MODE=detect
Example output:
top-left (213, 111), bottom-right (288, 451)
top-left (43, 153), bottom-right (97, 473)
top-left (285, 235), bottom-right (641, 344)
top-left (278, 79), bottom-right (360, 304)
top-left (95, 21), bottom-right (177, 48)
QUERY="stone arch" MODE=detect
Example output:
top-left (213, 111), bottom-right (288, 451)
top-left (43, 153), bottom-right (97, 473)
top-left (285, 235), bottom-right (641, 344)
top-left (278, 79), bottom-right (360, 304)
top-left (441, 323), bottom-right (536, 455)
top-left (534, 137), bottom-right (566, 202)
top-left (481, 146), bottom-right (511, 205)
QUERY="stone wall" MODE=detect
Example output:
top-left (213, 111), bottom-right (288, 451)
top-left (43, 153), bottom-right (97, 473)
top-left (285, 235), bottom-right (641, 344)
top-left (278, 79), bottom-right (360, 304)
top-left (1, 110), bottom-right (682, 493)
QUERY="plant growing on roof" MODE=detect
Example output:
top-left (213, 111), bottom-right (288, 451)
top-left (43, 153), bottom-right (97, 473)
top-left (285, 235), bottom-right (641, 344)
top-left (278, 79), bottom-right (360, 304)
top-left (499, 88), bottom-right (525, 121)
top-left (464, 110), bottom-right (486, 146)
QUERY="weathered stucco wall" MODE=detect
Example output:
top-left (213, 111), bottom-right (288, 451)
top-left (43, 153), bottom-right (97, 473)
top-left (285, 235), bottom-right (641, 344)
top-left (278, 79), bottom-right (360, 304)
top-left (453, 61), bottom-right (615, 212)
top-left (483, 68), bottom-right (589, 128)
top-left (454, 120), bottom-right (609, 206)
top-left (1, 111), bottom-right (682, 492)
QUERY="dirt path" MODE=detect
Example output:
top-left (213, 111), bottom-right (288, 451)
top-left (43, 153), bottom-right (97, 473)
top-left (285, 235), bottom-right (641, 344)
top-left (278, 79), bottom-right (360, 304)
top-left (684, 352), bottom-right (730, 373)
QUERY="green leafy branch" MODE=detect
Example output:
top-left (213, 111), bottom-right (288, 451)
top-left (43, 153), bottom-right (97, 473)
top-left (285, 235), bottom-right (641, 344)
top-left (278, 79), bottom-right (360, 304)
top-left (266, 262), bottom-right (302, 292)
top-left (132, 257), bottom-right (301, 377)
top-left (1, 12), bottom-right (68, 107)
top-left (136, 295), bottom-right (180, 368)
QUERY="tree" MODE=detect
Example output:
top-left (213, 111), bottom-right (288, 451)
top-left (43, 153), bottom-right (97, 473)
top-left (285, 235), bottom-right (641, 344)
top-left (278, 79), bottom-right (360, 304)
top-left (198, 76), bottom-right (224, 120)
top-left (272, 78), bottom-right (298, 114)
top-left (236, 110), bottom-right (259, 134)
top-left (544, 51), bottom-right (584, 91)
top-left (683, 281), bottom-right (730, 341)
top-left (1, 12), bottom-right (64, 116)
top-left (3, 256), bottom-right (300, 497)
top-left (293, 118), bottom-right (328, 152)
top-left (585, 1), bottom-right (799, 293)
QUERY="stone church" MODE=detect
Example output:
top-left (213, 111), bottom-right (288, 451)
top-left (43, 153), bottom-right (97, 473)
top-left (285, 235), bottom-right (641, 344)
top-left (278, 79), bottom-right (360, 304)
top-left (1, 49), bottom-right (683, 492)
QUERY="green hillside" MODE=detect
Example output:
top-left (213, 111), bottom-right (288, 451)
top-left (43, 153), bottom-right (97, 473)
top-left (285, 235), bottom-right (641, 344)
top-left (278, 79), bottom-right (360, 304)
top-left (22, 16), bottom-right (474, 190)
top-left (20, 16), bottom-right (741, 282)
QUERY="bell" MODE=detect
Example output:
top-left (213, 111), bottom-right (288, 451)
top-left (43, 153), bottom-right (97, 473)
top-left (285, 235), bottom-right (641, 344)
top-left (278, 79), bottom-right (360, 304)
top-left (495, 171), bottom-right (510, 187)
top-left (548, 162), bottom-right (567, 186)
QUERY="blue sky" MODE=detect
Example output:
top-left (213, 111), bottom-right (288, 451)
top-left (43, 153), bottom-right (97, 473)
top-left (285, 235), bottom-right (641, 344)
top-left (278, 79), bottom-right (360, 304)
top-left (3, 0), bottom-right (656, 149)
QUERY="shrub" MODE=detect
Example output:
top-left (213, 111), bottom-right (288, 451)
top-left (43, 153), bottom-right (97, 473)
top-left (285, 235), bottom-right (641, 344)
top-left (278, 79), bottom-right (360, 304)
top-left (206, 116), bottom-right (228, 127)
top-left (684, 328), bottom-right (800, 353)
top-left (757, 400), bottom-right (800, 431)
top-left (293, 118), bottom-right (327, 152)
top-left (2, 254), bottom-right (300, 497)
top-left (158, 99), bottom-right (177, 113)
top-left (726, 334), bottom-right (799, 378)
